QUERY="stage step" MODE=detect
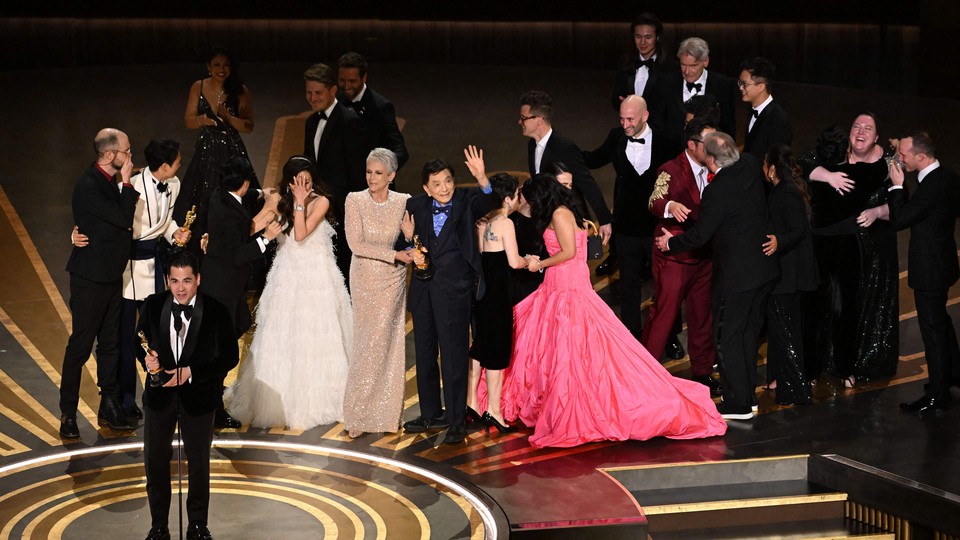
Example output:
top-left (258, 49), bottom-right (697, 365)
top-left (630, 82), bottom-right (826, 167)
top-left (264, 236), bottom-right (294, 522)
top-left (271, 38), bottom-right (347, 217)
top-left (648, 516), bottom-right (895, 539)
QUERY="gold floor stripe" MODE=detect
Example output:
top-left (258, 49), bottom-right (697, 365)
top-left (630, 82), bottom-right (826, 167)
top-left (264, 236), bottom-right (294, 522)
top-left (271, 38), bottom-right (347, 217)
top-left (0, 431), bottom-right (30, 457)
top-left (0, 367), bottom-right (60, 447)
top-left (602, 454), bottom-right (809, 473)
top-left (0, 307), bottom-right (97, 428)
top-left (641, 492), bottom-right (848, 515)
top-left (900, 296), bottom-right (960, 322)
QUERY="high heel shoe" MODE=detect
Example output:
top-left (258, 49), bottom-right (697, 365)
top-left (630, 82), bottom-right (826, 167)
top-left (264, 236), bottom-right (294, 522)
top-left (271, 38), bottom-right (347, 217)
top-left (481, 411), bottom-right (516, 434)
top-left (466, 406), bottom-right (483, 424)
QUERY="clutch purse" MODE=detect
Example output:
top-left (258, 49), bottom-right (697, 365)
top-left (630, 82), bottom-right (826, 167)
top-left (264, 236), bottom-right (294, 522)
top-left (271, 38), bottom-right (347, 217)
top-left (584, 220), bottom-right (603, 260)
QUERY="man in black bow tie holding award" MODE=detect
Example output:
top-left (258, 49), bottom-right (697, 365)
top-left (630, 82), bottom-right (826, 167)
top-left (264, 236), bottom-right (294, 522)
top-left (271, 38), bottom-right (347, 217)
top-left (137, 251), bottom-right (239, 540)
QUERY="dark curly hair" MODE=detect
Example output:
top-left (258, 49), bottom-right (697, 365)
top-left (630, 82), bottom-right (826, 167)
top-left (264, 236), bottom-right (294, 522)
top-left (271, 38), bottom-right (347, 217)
top-left (814, 124), bottom-right (848, 166)
top-left (524, 173), bottom-right (587, 235)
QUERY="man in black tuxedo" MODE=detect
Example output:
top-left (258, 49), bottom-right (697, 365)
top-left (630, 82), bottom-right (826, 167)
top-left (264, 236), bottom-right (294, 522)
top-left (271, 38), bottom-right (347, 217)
top-left (59, 128), bottom-right (139, 438)
top-left (584, 95), bottom-right (677, 337)
top-left (200, 157), bottom-right (281, 429)
top-left (738, 57), bottom-right (793, 166)
top-left (656, 132), bottom-right (779, 420)
top-left (650, 37), bottom-right (737, 141)
top-left (610, 12), bottom-right (678, 113)
top-left (399, 158), bottom-right (491, 444)
top-left (303, 62), bottom-right (373, 284)
top-left (520, 90), bottom-right (612, 244)
top-left (888, 132), bottom-right (960, 413)
top-left (337, 52), bottom-right (409, 170)
top-left (138, 251), bottom-right (239, 540)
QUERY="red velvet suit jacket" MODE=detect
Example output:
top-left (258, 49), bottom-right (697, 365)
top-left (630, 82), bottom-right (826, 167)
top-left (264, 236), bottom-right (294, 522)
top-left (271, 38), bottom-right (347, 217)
top-left (648, 152), bottom-right (708, 262)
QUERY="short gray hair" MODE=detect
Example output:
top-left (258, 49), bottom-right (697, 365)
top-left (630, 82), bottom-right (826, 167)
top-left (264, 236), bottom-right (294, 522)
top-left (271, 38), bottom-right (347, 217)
top-left (677, 37), bottom-right (710, 62)
top-left (367, 147), bottom-right (398, 174)
top-left (94, 129), bottom-right (120, 156)
top-left (704, 132), bottom-right (739, 168)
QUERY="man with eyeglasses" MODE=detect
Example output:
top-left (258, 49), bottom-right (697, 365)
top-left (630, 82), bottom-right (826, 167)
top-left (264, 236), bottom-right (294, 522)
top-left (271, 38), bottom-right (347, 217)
top-left (59, 127), bottom-right (140, 438)
top-left (739, 57), bottom-right (793, 167)
top-left (645, 118), bottom-right (723, 396)
top-left (650, 37), bottom-right (737, 141)
top-left (519, 90), bottom-right (612, 244)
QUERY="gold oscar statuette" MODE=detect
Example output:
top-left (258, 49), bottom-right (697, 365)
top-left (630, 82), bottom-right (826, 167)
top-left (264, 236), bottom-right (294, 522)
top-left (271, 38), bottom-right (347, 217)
top-left (174, 205), bottom-right (197, 247)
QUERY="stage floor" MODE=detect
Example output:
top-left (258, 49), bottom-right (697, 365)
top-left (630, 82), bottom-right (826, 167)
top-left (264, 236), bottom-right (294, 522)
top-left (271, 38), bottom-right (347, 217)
top-left (1, 61), bottom-right (959, 539)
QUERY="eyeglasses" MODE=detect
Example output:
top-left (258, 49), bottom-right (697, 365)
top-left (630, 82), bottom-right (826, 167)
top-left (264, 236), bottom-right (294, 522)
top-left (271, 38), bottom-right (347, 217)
top-left (115, 147), bottom-right (132, 155)
top-left (736, 80), bottom-right (759, 88)
top-left (519, 114), bottom-right (541, 122)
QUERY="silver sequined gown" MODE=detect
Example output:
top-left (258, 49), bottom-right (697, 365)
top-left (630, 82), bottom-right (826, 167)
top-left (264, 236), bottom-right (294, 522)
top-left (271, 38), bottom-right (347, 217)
top-left (342, 190), bottom-right (410, 433)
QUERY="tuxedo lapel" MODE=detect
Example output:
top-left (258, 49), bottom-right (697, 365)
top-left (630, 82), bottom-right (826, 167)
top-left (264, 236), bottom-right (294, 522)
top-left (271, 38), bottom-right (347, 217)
top-left (158, 295), bottom-right (174, 369)
top-left (318, 106), bottom-right (343, 155)
top-left (180, 294), bottom-right (203, 363)
top-left (682, 159), bottom-right (702, 204)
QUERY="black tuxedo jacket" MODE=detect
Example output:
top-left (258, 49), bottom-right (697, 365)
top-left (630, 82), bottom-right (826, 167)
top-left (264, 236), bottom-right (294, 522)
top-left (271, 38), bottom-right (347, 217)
top-left (669, 156), bottom-right (779, 294)
top-left (650, 70), bottom-right (738, 141)
top-left (339, 86), bottom-right (409, 169)
top-left (528, 130), bottom-right (612, 225)
top-left (399, 189), bottom-right (487, 310)
top-left (889, 165), bottom-right (960, 291)
top-left (304, 102), bottom-right (373, 220)
top-left (611, 55), bottom-right (679, 111)
top-left (583, 127), bottom-right (678, 236)
top-left (136, 292), bottom-right (239, 416)
top-left (66, 163), bottom-right (139, 282)
top-left (743, 100), bottom-right (793, 164)
top-left (767, 181), bottom-right (818, 295)
top-left (200, 188), bottom-right (265, 336)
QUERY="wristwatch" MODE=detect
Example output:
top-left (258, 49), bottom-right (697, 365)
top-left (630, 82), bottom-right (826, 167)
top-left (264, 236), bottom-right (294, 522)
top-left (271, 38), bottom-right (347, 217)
top-left (295, 204), bottom-right (305, 212)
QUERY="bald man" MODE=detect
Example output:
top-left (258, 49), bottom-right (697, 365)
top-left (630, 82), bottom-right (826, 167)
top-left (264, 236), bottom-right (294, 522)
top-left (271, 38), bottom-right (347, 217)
top-left (584, 95), bottom-right (678, 337)
top-left (59, 128), bottom-right (140, 438)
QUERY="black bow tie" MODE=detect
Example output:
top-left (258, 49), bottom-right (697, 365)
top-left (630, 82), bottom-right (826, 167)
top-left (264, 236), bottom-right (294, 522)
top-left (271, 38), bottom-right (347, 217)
top-left (752, 109), bottom-right (760, 118)
top-left (686, 82), bottom-right (702, 93)
top-left (172, 303), bottom-right (192, 334)
top-left (637, 58), bottom-right (655, 70)
top-left (155, 181), bottom-right (168, 193)
top-left (317, 111), bottom-right (328, 120)
top-left (432, 205), bottom-right (452, 215)
top-left (627, 137), bottom-right (646, 144)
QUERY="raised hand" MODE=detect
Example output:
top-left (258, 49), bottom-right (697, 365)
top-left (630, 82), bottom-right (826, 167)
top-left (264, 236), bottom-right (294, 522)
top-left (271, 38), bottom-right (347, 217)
top-left (464, 145), bottom-right (486, 182)
top-left (291, 171), bottom-right (314, 205)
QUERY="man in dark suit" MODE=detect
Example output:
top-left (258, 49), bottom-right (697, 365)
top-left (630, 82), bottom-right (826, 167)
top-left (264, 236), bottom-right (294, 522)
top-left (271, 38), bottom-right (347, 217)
top-left (137, 251), bottom-right (239, 540)
top-left (650, 37), bottom-right (738, 141)
top-left (303, 62), bottom-right (374, 284)
top-left (645, 118), bottom-right (721, 396)
top-left (610, 12), bottom-right (678, 112)
top-left (583, 95), bottom-right (676, 337)
top-left (200, 157), bottom-right (281, 429)
top-left (888, 132), bottom-right (960, 413)
top-left (520, 90), bottom-right (612, 244)
top-left (656, 132), bottom-right (779, 420)
top-left (59, 128), bottom-right (139, 438)
top-left (738, 57), bottom-right (793, 166)
top-left (399, 158), bottom-right (491, 444)
top-left (337, 52), bottom-right (409, 170)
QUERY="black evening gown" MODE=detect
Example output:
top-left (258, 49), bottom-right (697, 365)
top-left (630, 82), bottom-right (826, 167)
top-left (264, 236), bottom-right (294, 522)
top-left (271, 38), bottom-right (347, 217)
top-left (470, 251), bottom-right (513, 370)
top-left (803, 157), bottom-right (898, 382)
top-left (509, 213), bottom-right (546, 305)
top-left (173, 85), bottom-right (260, 257)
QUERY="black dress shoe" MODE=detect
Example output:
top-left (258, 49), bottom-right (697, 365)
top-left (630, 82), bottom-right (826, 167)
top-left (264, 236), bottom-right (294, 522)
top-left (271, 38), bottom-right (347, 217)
top-left (692, 374), bottom-right (723, 398)
top-left (59, 415), bottom-right (80, 439)
top-left (403, 415), bottom-right (448, 433)
top-left (214, 408), bottom-right (241, 429)
top-left (98, 399), bottom-right (136, 431)
top-left (665, 336), bottom-right (686, 360)
top-left (186, 522), bottom-right (213, 540)
top-left (145, 526), bottom-right (171, 540)
top-left (123, 405), bottom-right (144, 420)
top-left (442, 425), bottom-right (466, 444)
top-left (595, 255), bottom-right (619, 276)
top-left (900, 395), bottom-right (951, 413)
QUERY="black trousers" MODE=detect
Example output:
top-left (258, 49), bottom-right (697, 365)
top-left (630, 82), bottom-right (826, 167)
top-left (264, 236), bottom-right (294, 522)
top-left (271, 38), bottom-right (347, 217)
top-left (616, 232), bottom-right (652, 337)
top-left (411, 283), bottom-right (472, 428)
top-left (119, 298), bottom-right (144, 410)
top-left (714, 283), bottom-right (772, 409)
top-left (59, 274), bottom-right (122, 416)
top-left (144, 395), bottom-right (216, 528)
top-left (766, 292), bottom-right (812, 404)
top-left (914, 287), bottom-right (960, 399)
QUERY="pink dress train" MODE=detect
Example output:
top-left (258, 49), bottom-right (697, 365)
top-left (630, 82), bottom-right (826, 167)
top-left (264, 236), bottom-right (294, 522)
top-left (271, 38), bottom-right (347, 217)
top-left (500, 229), bottom-right (727, 448)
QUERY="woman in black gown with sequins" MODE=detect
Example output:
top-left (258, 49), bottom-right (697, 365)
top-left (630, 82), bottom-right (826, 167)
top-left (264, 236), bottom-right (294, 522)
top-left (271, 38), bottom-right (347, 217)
top-left (174, 47), bottom-right (259, 257)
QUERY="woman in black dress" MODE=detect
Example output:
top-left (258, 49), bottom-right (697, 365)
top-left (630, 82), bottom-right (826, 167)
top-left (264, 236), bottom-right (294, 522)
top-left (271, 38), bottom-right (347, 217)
top-left (763, 145), bottom-right (818, 405)
top-left (802, 113), bottom-right (899, 387)
top-left (174, 47), bottom-right (259, 257)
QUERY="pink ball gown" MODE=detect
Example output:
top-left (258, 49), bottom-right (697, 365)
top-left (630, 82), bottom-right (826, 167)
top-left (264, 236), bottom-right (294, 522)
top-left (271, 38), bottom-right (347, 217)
top-left (501, 228), bottom-right (727, 448)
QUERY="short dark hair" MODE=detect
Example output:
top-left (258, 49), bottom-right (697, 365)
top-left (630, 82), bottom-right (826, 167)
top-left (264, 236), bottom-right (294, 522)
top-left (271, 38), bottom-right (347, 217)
top-left (337, 52), bottom-right (368, 78)
top-left (219, 157), bottom-right (255, 192)
top-left (167, 249), bottom-right (199, 276)
top-left (684, 116), bottom-right (715, 144)
top-left (421, 159), bottom-right (455, 185)
top-left (488, 172), bottom-right (519, 202)
top-left (814, 124), bottom-right (848, 166)
top-left (905, 130), bottom-right (936, 159)
top-left (684, 94), bottom-right (720, 126)
top-left (304, 63), bottom-right (337, 88)
top-left (520, 90), bottom-right (553, 122)
top-left (143, 139), bottom-right (180, 172)
top-left (739, 56), bottom-right (776, 90)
